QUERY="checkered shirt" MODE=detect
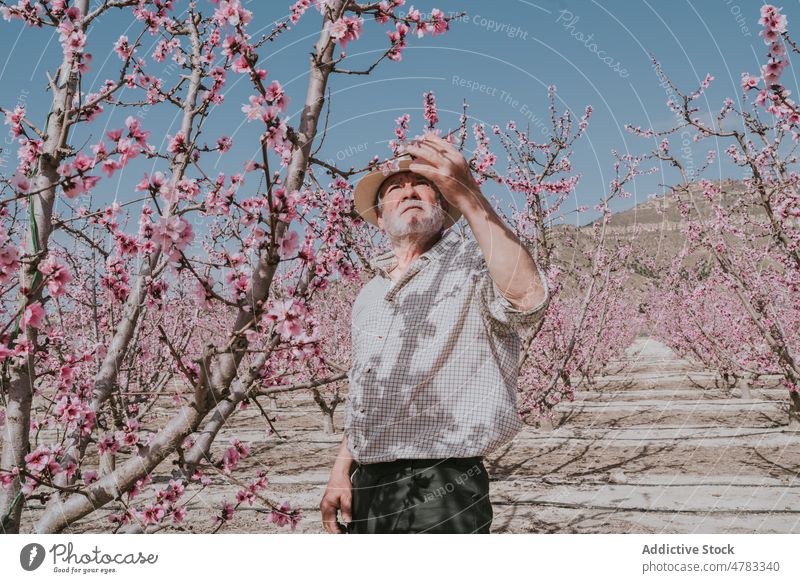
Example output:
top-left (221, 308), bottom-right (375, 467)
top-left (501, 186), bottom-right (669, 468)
top-left (343, 227), bottom-right (550, 464)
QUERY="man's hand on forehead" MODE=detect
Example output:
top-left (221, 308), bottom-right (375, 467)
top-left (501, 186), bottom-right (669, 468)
top-left (404, 135), bottom-right (481, 211)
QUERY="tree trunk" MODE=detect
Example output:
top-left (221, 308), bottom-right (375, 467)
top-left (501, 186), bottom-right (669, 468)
top-left (323, 410), bottom-right (335, 434)
top-left (0, 1), bottom-right (90, 533)
top-left (789, 391), bottom-right (800, 431)
top-left (738, 376), bottom-right (753, 400)
top-left (99, 451), bottom-right (116, 476)
top-left (537, 416), bottom-right (555, 431)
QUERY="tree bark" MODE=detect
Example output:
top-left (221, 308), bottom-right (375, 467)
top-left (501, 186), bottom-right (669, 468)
top-left (0, 0), bottom-right (90, 534)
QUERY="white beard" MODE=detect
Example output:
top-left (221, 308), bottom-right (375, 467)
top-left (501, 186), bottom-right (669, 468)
top-left (381, 199), bottom-right (448, 241)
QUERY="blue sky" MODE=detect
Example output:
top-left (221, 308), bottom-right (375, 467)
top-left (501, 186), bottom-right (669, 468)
top-left (0, 1), bottom-right (793, 227)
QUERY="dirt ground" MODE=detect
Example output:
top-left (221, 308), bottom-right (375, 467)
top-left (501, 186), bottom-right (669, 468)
top-left (19, 335), bottom-right (800, 533)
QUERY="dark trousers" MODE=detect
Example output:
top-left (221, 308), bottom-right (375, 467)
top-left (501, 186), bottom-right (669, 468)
top-left (347, 456), bottom-right (492, 534)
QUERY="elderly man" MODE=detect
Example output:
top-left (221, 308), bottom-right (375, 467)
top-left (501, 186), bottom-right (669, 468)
top-left (320, 134), bottom-right (549, 534)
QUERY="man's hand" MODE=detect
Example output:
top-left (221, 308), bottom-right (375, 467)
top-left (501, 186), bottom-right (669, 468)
top-left (407, 135), bottom-right (547, 313)
top-left (320, 469), bottom-right (353, 534)
top-left (403, 134), bottom-right (482, 212)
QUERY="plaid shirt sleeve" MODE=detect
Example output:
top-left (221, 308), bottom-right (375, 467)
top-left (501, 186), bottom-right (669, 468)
top-left (471, 245), bottom-right (550, 335)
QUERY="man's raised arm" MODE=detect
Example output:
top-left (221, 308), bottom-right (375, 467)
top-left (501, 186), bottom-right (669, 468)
top-left (404, 135), bottom-right (547, 311)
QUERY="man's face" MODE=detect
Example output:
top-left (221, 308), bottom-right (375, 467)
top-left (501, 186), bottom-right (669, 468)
top-left (375, 170), bottom-right (448, 238)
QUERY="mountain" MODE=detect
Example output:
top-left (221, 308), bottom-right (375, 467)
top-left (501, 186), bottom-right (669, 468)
top-left (545, 178), bottom-right (772, 291)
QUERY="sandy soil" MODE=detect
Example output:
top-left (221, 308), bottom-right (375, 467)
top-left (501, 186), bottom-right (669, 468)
top-left (19, 335), bottom-right (800, 533)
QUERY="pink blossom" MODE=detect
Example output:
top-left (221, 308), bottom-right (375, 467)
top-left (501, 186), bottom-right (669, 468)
top-left (242, 95), bottom-right (266, 120)
top-left (167, 132), bottom-right (187, 154)
top-left (264, 297), bottom-right (307, 341)
top-left (289, 0), bottom-right (314, 24)
top-left (230, 57), bottom-right (255, 76)
top-left (216, 502), bottom-right (235, 523)
top-left (141, 504), bottom-right (165, 526)
top-left (428, 8), bottom-right (449, 36)
top-left (13, 338), bottom-right (32, 357)
top-left (175, 178), bottom-right (200, 201)
top-left (172, 505), bottom-right (187, 524)
top-left (62, 174), bottom-right (101, 198)
top-left (58, 15), bottom-right (87, 60)
top-left (225, 270), bottom-right (250, 299)
top-left (153, 37), bottom-right (179, 62)
top-left (125, 115), bottom-right (151, 146)
top-left (127, 474), bottom-right (152, 501)
top-left (327, 15), bottom-right (363, 50)
top-left (214, 0), bottom-right (252, 27)
top-left (152, 216), bottom-right (194, 261)
top-left (741, 74), bottom-right (759, 91)
top-left (4, 104), bottom-right (25, 138)
top-left (222, 34), bottom-right (246, 59)
top-left (263, 116), bottom-right (289, 154)
top-left (423, 91), bottom-right (438, 129)
top-left (136, 171), bottom-right (167, 194)
top-left (762, 58), bottom-right (785, 85)
top-left (770, 41), bottom-right (786, 57)
top-left (217, 135), bottom-right (233, 152)
top-left (265, 80), bottom-right (289, 112)
top-left (108, 510), bottom-right (132, 527)
top-left (25, 446), bottom-right (56, 473)
top-left (10, 171), bottom-right (30, 193)
top-left (266, 501), bottom-right (301, 530)
top-left (759, 5), bottom-right (787, 35)
top-left (0, 471), bottom-right (14, 489)
top-left (101, 159), bottom-right (123, 178)
top-left (58, 362), bottom-right (76, 387)
top-left (97, 434), bottom-right (120, 455)
top-left (55, 395), bottom-right (82, 423)
top-left (168, 479), bottom-right (185, 498)
top-left (62, 461), bottom-right (78, 481)
top-left (387, 21), bottom-right (409, 61)
top-left (278, 230), bottom-right (300, 259)
top-left (100, 257), bottom-right (130, 302)
top-left (236, 489), bottom-right (256, 505)
top-left (0, 243), bottom-right (20, 285)
top-left (38, 256), bottom-right (71, 297)
top-left (17, 137), bottom-right (42, 173)
top-left (72, 153), bottom-right (95, 173)
top-left (114, 35), bottom-right (132, 59)
top-left (20, 302), bottom-right (45, 329)
top-left (120, 431), bottom-right (138, 447)
top-left (1, 1), bottom-right (42, 24)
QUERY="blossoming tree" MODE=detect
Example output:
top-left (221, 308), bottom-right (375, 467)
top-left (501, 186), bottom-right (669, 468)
top-left (629, 4), bottom-right (800, 427)
top-left (0, 0), bottom-right (459, 534)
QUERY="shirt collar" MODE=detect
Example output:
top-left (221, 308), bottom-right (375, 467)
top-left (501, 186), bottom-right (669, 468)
top-left (369, 228), bottom-right (462, 278)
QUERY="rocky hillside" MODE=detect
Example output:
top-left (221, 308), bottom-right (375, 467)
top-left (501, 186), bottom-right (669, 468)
top-left (546, 178), bottom-right (774, 293)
